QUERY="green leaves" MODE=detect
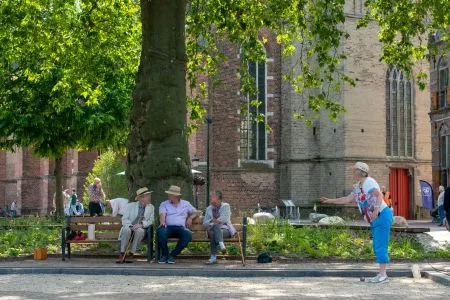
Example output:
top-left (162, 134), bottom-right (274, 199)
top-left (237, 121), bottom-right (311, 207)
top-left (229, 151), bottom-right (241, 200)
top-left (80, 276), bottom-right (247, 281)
top-left (0, 0), bottom-right (140, 157)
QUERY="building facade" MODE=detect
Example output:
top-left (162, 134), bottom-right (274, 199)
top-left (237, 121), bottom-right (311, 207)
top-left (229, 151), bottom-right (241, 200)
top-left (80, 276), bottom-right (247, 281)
top-left (0, 149), bottom-right (97, 215)
top-left (1, 1), bottom-right (433, 218)
top-left (429, 32), bottom-right (450, 194)
top-left (189, 0), bottom-right (432, 218)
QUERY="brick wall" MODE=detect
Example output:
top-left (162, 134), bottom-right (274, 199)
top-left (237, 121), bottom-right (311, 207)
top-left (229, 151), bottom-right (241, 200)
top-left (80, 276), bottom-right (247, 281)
top-left (189, 29), bottom-right (282, 211)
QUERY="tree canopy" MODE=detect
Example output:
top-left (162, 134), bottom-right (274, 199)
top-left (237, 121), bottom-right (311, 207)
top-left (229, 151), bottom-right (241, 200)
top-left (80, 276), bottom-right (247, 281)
top-left (0, 0), bottom-right (140, 215)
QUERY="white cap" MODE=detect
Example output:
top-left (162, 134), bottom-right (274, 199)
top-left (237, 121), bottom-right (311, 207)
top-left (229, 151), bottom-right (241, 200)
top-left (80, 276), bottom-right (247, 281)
top-left (354, 162), bottom-right (369, 173)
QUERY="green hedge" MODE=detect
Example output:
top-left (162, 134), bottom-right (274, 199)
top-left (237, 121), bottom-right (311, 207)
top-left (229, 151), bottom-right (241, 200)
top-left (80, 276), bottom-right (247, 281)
top-left (82, 150), bottom-right (128, 205)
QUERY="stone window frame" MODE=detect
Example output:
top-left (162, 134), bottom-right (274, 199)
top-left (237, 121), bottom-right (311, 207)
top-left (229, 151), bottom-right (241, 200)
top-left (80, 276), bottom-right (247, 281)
top-left (438, 60), bottom-right (449, 109)
top-left (239, 49), bottom-right (268, 162)
top-left (385, 65), bottom-right (415, 158)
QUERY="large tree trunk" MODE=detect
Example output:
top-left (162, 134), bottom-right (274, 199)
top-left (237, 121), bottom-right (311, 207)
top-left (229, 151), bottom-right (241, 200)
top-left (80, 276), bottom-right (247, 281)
top-left (127, 0), bottom-right (192, 208)
top-left (54, 156), bottom-right (64, 219)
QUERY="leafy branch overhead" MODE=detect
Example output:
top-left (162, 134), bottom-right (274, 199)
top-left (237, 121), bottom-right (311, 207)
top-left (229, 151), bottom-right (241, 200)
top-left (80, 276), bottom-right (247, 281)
top-left (186, 0), bottom-right (450, 125)
top-left (0, 0), bottom-right (140, 156)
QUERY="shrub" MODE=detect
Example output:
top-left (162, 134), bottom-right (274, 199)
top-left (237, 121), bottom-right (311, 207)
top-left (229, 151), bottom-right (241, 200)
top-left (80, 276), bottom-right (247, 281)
top-left (82, 151), bottom-right (128, 205)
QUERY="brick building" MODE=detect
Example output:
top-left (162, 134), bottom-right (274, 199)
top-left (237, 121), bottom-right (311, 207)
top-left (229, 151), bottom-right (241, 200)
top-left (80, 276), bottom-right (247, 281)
top-left (1, 1), bottom-right (433, 218)
top-left (429, 31), bottom-right (450, 192)
top-left (189, 1), bottom-right (432, 219)
top-left (0, 149), bottom-right (97, 215)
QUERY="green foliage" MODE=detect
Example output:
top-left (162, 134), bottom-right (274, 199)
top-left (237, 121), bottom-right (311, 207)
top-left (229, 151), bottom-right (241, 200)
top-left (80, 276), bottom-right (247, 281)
top-left (186, 0), bottom-right (351, 125)
top-left (0, 0), bottom-right (140, 157)
top-left (361, 0), bottom-right (450, 85)
top-left (247, 221), bottom-right (450, 260)
top-left (83, 150), bottom-right (128, 205)
top-left (0, 217), bottom-right (62, 257)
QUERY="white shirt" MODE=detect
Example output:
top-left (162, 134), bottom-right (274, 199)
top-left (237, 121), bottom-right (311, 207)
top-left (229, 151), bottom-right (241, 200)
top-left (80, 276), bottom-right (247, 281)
top-left (110, 198), bottom-right (129, 216)
top-left (438, 191), bottom-right (445, 206)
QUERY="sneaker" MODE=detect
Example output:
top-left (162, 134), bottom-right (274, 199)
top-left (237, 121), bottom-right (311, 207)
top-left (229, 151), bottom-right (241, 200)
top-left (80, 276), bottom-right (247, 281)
top-left (367, 274), bottom-right (389, 283)
top-left (167, 256), bottom-right (175, 264)
top-left (205, 257), bottom-right (217, 265)
top-left (158, 256), bottom-right (168, 264)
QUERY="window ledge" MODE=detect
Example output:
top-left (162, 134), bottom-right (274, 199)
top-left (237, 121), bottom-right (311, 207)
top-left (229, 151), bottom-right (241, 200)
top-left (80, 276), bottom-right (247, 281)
top-left (238, 159), bottom-right (274, 169)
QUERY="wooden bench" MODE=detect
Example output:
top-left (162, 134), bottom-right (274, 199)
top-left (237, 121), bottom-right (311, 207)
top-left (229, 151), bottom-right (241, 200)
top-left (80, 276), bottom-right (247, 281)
top-left (61, 216), bottom-right (154, 261)
top-left (155, 216), bottom-right (248, 264)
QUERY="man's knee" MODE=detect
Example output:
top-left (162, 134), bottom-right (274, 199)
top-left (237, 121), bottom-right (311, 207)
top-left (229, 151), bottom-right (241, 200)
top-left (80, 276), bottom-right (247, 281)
top-left (122, 226), bottom-right (132, 236)
top-left (135, 228), bottom-right (145, 237)
top-left (181, 229), bottom-right (192, 242)
top-left (157, 227), bottom-right (168, 240)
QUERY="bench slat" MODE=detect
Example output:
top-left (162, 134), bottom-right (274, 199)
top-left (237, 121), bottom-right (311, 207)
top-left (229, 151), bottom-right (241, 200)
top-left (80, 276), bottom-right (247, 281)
top-left (96, 232), bottom-right (120, 239)
top-left (70, 216), bottom-right (122, 223)
top-left (167, 238), bottom-right (240, 242)
top-left (66, 239), bottom-right (119, 244)
top-left (192, 216), bottom-right (245, 225)
top-left (70, 224), bottom-right (123, 231)
top-left (189, 224), bottom-right (243, 231)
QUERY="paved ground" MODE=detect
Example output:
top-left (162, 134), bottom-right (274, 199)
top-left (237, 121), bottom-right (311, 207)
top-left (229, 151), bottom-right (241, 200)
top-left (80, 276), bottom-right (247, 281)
top-left (1, 257), bottom-right (449, 271)
top-left (0, 274), bottom-right (448, 299)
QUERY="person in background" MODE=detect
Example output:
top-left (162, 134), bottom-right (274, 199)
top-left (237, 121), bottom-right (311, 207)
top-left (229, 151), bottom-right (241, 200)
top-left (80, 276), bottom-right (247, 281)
top-left (203, 190), bottom-right (237, 265)
top-left (70, 189), bottom-right (78, 216)
top-left (157, 185), bottom-right (197, 264)
top-left (88, 178), bottom-right (105, 216)
top-left (437, 185), bottom-right (446, 226)
top-left (320, 162), bottom-right (393, 284)
top-left (107, 198), bottom-right (129, 217)
top-left (381, 186), bottom-right (392, 208)
top-left (75, 199), bottom-right (84, 215)
top-left (10, 200), bottom-right (17, 218)
top-left (444, 185), bottom-right (450, 229)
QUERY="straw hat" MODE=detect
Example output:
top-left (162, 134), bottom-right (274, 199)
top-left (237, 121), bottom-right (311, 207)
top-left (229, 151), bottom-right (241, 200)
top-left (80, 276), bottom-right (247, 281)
top-left (135, 187), bottom-right (153, 200)
top-left (165, 185), bottom-right (182, 196)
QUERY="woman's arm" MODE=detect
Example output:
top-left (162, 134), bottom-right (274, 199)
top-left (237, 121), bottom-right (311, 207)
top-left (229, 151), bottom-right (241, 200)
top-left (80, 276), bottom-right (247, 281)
top-left (320, 194), bottom-right (354, 205)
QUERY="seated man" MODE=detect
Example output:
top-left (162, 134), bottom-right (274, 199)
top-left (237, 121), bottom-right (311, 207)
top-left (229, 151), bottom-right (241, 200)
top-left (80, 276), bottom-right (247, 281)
top-left (118, 187), bottom-right (154, 262)
top-left (203, 190), bottom-right (236, 264)
top-left (107, 198), bottom-right (129, 217)
top-left (75, 199), bottom-right (84, 216)
top-left (157, 185), bottom-right (197, 264)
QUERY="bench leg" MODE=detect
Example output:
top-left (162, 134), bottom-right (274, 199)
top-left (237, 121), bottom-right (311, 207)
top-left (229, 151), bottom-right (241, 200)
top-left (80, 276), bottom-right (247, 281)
top-left (147, 225), bottom-right (153, 262)
top-left (243, 217), bottom-right (248, 258)
top-left (61, 228), bottom-right (66, 261)
top-left (155, 229), bottom-right (160, 260)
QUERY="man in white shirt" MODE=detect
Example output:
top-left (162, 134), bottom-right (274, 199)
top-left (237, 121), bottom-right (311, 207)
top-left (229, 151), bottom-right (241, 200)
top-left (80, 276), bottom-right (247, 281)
top-left (107, 198), bottom-right (129, 216)
top-left (118, 187), bottom-right (154, 262)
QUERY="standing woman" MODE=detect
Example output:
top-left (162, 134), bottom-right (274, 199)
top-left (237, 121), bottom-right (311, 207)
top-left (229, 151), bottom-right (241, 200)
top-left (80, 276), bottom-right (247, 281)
top-left (320, 162), bottom-right (393, 283)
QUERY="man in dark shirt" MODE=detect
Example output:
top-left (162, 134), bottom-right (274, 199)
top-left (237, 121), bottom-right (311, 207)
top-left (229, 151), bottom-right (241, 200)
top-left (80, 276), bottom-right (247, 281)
top-left (444, 185), bottom-right (450, 230)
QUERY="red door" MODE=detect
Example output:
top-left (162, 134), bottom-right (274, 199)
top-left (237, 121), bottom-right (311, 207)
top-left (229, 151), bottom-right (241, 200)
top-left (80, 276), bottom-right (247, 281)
top-left (389, 169), bottom-right (410, 219)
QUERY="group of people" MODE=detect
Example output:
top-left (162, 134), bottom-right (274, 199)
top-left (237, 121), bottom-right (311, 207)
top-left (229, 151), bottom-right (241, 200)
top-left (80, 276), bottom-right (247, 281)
top-left (117, 184), bottom-right (235, 265)
top-left (0, 200), bottom-right (16, 218)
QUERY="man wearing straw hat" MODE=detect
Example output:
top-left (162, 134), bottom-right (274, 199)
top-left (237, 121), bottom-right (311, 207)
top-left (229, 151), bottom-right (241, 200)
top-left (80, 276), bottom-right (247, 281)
top-left (157, 185), bottom-right (197, 264)
top-left (118, 187), bottom-right (154, 262)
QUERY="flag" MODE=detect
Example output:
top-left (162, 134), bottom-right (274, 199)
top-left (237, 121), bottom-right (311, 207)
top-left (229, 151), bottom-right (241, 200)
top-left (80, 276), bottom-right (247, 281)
top-left (419, 180), bottom-right (434, 209)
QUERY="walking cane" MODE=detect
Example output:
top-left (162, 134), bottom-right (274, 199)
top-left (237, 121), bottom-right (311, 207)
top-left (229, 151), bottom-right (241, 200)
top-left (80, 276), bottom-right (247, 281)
top-left (236, 231), bottom-right (246, 267)
top-left (117, 230), bottom-right (135, 264)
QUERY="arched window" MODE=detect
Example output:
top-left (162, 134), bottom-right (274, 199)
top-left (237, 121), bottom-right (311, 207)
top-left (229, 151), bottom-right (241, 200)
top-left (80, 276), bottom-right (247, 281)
top-left (386, 66), bottom-right (414, 157)
top-left (240, 59), bottom-right (267, 161)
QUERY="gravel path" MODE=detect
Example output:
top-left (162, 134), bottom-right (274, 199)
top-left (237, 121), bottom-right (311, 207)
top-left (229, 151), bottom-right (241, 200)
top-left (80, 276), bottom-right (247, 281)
top-left (0, 275), bottom-right (448, 299)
